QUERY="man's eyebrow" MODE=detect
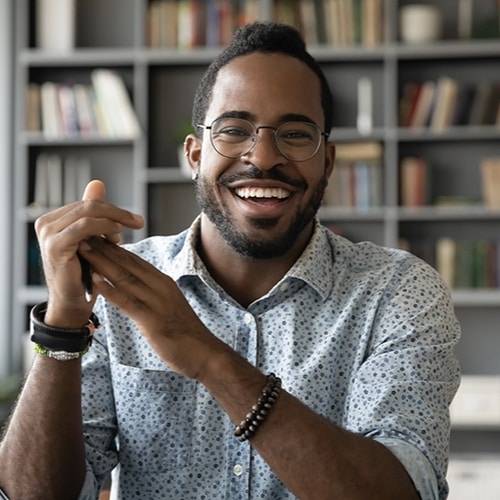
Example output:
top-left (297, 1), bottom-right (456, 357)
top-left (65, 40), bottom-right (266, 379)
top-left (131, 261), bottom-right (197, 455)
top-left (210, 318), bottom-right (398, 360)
top-left (216, 110), bottom-right (254, 120)
top-left (279, 113), bottom-right (317, 125)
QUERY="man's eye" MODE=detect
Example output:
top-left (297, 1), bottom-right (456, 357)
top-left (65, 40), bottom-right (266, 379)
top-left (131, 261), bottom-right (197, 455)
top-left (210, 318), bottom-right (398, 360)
top-left (219, 127), bottom-right (250, 137)
top-left (281, 130), bottom-right (313, 140)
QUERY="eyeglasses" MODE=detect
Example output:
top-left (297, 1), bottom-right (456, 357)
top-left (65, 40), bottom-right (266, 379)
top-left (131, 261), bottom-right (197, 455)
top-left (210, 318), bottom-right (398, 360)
top-left (197, 117), bottom-right (328, 162)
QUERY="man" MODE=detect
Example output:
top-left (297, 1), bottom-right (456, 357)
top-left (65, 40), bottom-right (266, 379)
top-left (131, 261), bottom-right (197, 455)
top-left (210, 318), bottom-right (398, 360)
top-left (0, 22), bottom-right (460, 499)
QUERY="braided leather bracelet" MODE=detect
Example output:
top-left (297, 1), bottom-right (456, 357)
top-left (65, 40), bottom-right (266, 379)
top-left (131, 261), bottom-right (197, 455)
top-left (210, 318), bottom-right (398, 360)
top-left (234, 373), bottom-right (282, 442)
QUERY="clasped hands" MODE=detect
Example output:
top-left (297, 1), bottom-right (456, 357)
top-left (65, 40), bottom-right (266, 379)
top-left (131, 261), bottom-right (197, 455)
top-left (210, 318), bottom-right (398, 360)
top-left (35, 180), bottom-right (220, 379)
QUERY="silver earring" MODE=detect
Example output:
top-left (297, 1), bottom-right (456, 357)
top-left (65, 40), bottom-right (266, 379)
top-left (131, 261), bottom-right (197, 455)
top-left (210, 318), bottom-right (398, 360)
top-left (192, 172), bottom-right (199, 181)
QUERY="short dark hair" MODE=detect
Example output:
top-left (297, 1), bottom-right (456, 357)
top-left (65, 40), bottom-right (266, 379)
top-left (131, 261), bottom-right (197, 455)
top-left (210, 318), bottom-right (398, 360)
top-left (192, 21), bottom-right (333, 136)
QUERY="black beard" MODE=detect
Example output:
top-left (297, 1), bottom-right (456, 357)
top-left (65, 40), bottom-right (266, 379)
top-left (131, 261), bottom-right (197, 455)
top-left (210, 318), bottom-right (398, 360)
top-left (195, 167), bottom-right (327, 260)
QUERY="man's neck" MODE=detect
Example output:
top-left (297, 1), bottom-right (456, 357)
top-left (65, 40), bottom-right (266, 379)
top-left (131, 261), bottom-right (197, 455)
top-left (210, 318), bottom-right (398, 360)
top-left (196, 218), bottom-right (312, 308)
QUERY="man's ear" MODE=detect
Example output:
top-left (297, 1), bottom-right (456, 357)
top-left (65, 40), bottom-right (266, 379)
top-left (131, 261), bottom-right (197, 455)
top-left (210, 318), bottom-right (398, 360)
top-left (324, 142), bottom-right (336, 180)
top-left (184, 133), bottom-right (202, 178)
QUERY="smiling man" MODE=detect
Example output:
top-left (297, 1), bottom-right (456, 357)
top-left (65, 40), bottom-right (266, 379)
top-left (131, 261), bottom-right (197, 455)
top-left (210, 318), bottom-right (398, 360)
top-left (0, 22), bottom-right (460, 500)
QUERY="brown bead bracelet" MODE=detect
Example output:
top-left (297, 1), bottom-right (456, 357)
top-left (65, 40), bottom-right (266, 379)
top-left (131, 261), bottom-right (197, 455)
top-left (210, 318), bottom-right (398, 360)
top-left (234, 373), bottom-right (282, 442)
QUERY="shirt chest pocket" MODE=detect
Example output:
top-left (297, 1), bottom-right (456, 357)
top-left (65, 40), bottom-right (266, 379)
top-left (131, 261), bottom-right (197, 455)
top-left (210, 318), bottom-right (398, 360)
top-left (113, 364), bottom-right (197, 473)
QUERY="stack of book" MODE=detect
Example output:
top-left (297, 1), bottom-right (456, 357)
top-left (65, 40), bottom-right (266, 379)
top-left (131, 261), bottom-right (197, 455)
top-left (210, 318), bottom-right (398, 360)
top-left (323, 141), bottom-right (383, 209)
top-left (399, 78), bottom-right (500, 130)
top-left (26, 69), bottom-right (141, 139)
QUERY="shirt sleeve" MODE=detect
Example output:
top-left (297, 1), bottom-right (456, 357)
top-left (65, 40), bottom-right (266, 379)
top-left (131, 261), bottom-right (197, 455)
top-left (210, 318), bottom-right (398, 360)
top-left (345, 256), bottom-right (460, 500)
top-left (79, 299), bottom-right (119, 497)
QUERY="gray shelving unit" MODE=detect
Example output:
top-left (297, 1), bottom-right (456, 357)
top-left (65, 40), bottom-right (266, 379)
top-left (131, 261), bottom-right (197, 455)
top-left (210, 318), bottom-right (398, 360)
top-left (11, 0), bottom-right (500, 486)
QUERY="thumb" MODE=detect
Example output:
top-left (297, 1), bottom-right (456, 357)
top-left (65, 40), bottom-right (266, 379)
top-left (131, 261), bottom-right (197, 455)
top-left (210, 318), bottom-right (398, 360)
top-left (82, 179), bottom-right (106, 202)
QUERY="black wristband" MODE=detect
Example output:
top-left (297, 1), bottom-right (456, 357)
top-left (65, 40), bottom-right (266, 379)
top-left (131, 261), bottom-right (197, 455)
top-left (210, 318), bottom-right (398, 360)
top-left (30, 302), bottom-right (100, 353)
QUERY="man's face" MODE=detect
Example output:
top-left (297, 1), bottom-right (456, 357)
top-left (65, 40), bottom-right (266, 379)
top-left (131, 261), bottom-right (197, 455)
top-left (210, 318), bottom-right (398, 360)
top-left (193, 52), bottom-right (335, 260)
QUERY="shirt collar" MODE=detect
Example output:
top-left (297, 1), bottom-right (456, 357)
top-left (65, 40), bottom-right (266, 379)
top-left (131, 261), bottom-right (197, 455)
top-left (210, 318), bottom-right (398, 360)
top-left (167, 216), bottom-right (336, 301)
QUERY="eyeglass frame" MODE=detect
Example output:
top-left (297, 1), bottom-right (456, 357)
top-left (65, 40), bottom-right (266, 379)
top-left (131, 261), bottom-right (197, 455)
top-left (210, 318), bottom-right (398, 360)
top-left (196, 117), bottom-right (330, 162)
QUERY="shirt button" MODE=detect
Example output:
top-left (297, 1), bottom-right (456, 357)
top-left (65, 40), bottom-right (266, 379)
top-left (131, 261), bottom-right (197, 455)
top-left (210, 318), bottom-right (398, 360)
top-left (233, 464), bottom-right (244, 476)
top-left (243, 312), bottom-right (253, 325)
top-left (280, 282), bottom-right (289, 292)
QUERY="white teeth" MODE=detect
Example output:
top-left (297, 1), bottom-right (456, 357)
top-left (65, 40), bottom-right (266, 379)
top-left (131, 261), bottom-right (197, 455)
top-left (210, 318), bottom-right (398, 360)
top-left (235, 187), bottom-right (290, 199)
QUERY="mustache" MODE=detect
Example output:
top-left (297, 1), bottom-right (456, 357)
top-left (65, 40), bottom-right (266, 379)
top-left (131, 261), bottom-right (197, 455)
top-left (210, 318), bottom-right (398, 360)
top-left (217, 166), bottom-right (306, 189)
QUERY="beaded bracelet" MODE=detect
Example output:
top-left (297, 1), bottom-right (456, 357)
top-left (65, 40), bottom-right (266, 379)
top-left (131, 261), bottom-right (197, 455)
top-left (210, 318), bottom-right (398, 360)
top-left (234, 373), bottom-right (282, 442)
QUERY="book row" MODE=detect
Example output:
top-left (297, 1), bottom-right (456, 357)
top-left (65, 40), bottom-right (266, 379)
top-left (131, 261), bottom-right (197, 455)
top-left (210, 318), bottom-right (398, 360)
top-left (402, 237), bottom-right (500, 290)
top-left (28, 153), bottom-right (92, 216)
top-left (26, 69), bottom-right (141, 139)
top-left (323, 141), bottom-right (383, 209)
top-left (147, 0), bottom-right (384, 49)
top-left (399, 77), bottom-right (500, 130)
top-left (400, 156), bottom-right (500, 209)
top-left (323, 146), bottom-right (500, 210)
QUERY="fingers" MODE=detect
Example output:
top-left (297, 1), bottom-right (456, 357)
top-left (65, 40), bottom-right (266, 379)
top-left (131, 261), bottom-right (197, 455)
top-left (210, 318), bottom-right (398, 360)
top-left (35, 181), bottom-right (144, 311)
top-left (80, 237), bottom-right (165, 312)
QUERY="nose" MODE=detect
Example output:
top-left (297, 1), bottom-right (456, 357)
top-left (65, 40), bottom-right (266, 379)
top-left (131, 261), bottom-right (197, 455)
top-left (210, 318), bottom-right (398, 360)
top-left (242, 127), bottom-right (285, 170)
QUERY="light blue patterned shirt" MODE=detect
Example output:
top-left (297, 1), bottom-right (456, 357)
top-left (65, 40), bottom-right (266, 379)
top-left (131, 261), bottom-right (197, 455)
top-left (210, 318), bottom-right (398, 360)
top-left (79, 217), bottom-right (460, 500)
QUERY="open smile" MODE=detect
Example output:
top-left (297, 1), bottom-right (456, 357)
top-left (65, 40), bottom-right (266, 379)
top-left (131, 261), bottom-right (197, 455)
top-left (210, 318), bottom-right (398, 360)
top-left (234, 186), bottom-right (291, 201)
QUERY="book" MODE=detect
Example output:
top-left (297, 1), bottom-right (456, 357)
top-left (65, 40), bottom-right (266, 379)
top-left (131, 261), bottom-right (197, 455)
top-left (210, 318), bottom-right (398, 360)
top-left (313, 0), bottom-right (327, 44)
top-left (468, 82), bottom-right (495, 126)
top-left (408, 80), bottom-right (436, 128)
top-left (323, 0), bottom-right (340, 46)
top-left (436, 237), bottom-right (456, 287)
top-left (457, 0), bottom-right (473, 39)
top-left (451, 82), bottom-right (475, 126)
top-left (73, 83), bottom-right (97, 136)
top-left (40, 81), bottom-right (63, 138)
top-left (481, 157), bottom-right (500, 208)
top-left (89, 86), bottom-right (112, 137)
top-left (454, 240), bottom-right (475, 288)
top-left (62, 156), bottom-right (92, 202)
top-left (159, 0), bottom-right (179, 48)
top-left (147, 0), bottom-right (161, 48)
top-left (177, 0), bottom-right (194, 49)
top-left (400, 156), bottom-right (429, 207)
top-left (47, 154), bottom-right (63, 208)
top-left (57, 83), bottom-right (79, 136)
top-left (25, 82), bottom-right (41, 132)
top-left (299, 0), bottom-right (318, 45)
top-left (429, 76), bottom-right (459, 132)
top-left (32, 153), bottom-right (49, 209)
top-left (399, 81), bottom-right (421, 127)
top-left (362, 0), bottom-right (384, 47)
top-left (484, 83), bottom-right (500, 125)
top-left (63, 156), bottom-right (79, 204)
top-left (90, 69), bottom-right (140, 138)
top-left (334, 141), bottom-right (383, 162)
top-left (76, 157), bottom-right (92, 199)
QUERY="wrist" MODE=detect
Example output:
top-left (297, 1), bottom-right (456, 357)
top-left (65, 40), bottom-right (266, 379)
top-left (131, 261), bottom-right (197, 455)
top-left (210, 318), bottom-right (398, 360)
top-left (30, 302), bottom-right (100, 355)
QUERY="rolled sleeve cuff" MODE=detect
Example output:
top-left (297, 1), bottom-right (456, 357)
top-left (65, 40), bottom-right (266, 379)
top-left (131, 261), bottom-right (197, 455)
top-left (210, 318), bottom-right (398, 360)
top-left (77, 462), bottom-right (100, 500)
top-left (374, 437), bottom-right (439, 500)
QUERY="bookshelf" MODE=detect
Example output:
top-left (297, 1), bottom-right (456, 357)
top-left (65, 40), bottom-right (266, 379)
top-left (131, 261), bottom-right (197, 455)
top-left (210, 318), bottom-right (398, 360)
top-left (11, 0), bottom-right (500, 493)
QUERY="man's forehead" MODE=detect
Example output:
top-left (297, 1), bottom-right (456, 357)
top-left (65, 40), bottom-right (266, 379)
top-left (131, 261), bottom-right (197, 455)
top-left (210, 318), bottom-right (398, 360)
top-left (208, 53), bottom-right (323, 121)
